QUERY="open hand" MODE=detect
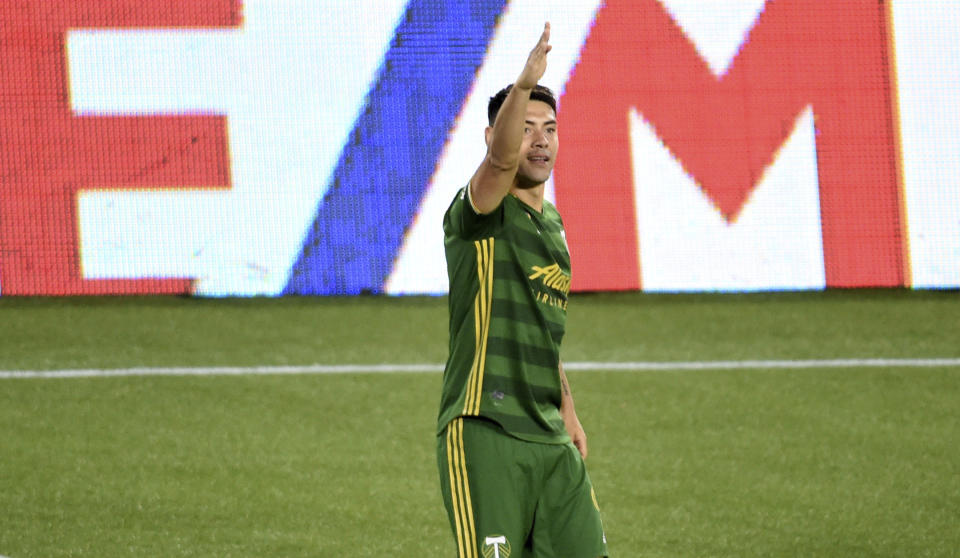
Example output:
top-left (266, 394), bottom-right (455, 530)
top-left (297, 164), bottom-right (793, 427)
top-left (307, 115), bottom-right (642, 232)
top-left (516, 22), bottom-right (552, 90)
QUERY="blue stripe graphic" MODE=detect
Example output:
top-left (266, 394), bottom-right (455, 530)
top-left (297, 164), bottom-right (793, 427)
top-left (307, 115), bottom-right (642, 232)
top-left (283, 1), bottom-right (508, 295)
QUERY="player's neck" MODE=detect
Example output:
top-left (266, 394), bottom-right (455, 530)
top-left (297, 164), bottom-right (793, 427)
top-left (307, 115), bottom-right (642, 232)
top-left (510, 183), bottom-right (545, 213)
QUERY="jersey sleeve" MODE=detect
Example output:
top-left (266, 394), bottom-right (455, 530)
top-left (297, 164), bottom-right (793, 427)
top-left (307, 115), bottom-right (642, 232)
top-left (443, 183), bottom-right (504, 240)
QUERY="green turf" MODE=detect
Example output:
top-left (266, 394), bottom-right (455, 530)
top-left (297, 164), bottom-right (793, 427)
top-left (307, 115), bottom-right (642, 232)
top-left (1, 289), bottom-right (957, 371)
top-left (1, 290), bottom-right (958, 556)
top-left (582, 367), bottom-right (960, 557)
top-left (0, 295), bottom-right (450, 370)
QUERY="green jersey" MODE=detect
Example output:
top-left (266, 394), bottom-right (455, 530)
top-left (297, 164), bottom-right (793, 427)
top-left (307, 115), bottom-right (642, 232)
top-left (438, 185), bottom-right (572, 444)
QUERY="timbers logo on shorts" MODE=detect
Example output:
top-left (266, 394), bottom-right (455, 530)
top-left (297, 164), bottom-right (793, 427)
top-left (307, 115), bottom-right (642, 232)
top-left (482, 534), bottom-right (511, 558)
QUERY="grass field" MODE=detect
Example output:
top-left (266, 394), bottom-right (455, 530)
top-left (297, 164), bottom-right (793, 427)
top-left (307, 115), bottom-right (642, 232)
top-left (1, 290), bottom-right (958, 557)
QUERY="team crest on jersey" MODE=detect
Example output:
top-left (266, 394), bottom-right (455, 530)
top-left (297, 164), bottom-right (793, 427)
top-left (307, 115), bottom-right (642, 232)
top-left (482, 534), bottom-right (511, 558)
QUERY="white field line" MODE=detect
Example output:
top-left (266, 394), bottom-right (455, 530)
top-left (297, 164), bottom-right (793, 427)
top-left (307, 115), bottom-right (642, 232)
top-left (0, 358), bottom-right (959, 379)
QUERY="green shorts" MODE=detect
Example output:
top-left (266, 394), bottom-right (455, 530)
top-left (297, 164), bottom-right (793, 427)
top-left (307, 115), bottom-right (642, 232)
top-left (437, 417), bottom-right (609, 558)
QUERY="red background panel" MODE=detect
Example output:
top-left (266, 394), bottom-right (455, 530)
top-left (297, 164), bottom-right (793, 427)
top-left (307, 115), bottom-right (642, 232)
top-left (0, 1), bottom-right (241, 295)
top-left (556, 0), bottom-right (905, 291)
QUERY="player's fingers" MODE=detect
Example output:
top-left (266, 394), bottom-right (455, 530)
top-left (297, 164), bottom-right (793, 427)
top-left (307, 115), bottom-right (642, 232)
top-left (529, 44), bottom-right (551, 69)
top-left (576, 438), bottom-right (588, 460)
top-left (532, 22), bottom-right (550, 55)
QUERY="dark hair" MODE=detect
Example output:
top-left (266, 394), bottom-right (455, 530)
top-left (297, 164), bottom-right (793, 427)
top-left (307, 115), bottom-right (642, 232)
top-left (487, 84), bottom-right (557, 126)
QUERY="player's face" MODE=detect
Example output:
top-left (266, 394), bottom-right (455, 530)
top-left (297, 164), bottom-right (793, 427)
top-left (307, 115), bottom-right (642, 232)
top-left (516, 100), bottom-right (558, 188)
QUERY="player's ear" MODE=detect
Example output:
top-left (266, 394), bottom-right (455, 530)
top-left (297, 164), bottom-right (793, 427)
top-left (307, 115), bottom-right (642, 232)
top-left (484, 126), bottom-right (493, 148)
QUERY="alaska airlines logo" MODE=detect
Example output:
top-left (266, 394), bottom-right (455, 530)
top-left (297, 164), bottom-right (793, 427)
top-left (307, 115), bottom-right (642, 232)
top-left (528, 263), bottom-right (571, 296)
top-left (529, 263), bottom-right (570, 310)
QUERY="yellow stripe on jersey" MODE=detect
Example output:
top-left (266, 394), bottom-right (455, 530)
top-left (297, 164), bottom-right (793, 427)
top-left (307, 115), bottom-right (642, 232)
top-left (446, 418), bottom-right (477, 558)
top-left (464, 238), bottom-right (494, 416)
top-left (445, 426), bottom-right (465, 557)
top-left (476, 238), bottom-right (494, 415)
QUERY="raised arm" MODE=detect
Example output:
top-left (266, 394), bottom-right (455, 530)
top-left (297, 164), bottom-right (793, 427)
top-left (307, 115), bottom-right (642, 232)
top-left (469, 22), bottom-right (552, 214)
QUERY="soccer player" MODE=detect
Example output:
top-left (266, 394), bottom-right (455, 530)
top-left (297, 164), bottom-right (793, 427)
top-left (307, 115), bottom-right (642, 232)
top-left (437, 23), bottom-right (609, 558)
